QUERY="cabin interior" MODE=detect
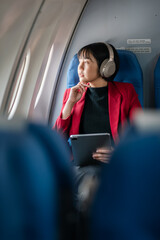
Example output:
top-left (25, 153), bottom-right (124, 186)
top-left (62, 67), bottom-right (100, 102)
top-left (0, 0), bottom-right (160, 239)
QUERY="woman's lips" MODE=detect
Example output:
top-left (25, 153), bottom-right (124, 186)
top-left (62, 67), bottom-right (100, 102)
top-left (79, 73), bottom-right (84, 77)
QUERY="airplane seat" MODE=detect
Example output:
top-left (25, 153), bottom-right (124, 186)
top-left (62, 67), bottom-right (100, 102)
top-left (114, 50), bottom-right (143, 107)
top-left (154, 55), bottom-right (160, 108)
top-left (67, 54), bottom-right (79, 88)
top-left (67, 50), bottom-right (143, 107)
top-left (89, 111), bottom-right (160, 240)
top-left (0, 119), bottom-right (76, 240)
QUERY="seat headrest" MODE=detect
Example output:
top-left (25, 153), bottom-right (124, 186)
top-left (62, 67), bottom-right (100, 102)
top-left (67, 54), bottom-right (79, 88)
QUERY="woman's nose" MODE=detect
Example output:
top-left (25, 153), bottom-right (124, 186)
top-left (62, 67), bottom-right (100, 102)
top-left (78, 62), bottom-right (84, 70)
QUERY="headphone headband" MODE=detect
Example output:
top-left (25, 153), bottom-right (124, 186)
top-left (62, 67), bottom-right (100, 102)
top-left (105, 43), bottom-right (114, 61)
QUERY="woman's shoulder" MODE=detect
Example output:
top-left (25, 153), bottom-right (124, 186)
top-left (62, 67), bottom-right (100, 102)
top-left (110, 81), bottom-right (137, 99)
top-left (64, 88), bottom-right (72, 92)
top-left (113, 81), bottom-right (134, 89)
top-left (112, 81), bottom-right (136, 93)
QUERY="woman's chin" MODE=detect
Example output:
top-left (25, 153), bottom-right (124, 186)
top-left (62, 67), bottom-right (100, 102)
top-left (80, 78), bottom-right (89, 83)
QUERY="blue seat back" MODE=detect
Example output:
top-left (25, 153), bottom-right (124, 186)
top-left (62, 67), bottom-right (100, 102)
top-left (154, 55), bottom-right (160, 108)
top-left (114, 50), bottom-right (143, 107)
top-left (90, 126), bottom-right (160, 240)
top-left (0, 121), bottom-right (75, 240)
top-left (67, 50), bottom-right (143, 107)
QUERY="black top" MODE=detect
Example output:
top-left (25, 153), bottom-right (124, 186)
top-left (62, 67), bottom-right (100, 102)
top-left (79, 86), bottom-right (112, 136)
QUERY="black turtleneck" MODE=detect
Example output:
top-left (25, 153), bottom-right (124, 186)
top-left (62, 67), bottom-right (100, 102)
top-left (79, 86), bottom-right (112, 136)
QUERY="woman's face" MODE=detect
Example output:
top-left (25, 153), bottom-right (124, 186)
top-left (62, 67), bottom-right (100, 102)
top-left (78, 52), bottom-right (100, 83)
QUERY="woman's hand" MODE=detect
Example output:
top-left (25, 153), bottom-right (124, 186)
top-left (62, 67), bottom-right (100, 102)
top-left (62, 81), bottom-right (90, 119)
top-left (92, 146), bottom-right (114, 163)
top-left (68, 82), bottom-right (90, 104)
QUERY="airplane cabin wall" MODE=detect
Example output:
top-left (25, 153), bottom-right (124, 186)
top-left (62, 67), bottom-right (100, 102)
top-left (0, 0), bottom-right (43, 114)
top-left (0, 0), bottom-right (87, 123)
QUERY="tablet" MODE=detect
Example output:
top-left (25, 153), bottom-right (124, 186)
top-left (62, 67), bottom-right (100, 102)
top-left (70, 133), bottom-right (111, 166)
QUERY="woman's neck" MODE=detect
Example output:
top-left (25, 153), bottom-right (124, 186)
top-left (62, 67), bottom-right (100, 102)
top-left (89, 77), bottom-right (108, 88)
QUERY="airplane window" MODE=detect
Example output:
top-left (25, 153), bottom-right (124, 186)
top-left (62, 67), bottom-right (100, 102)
top-left (8, 51), bottom-right (30, 120)
top-left (34, 44), bottom-right (54, 109)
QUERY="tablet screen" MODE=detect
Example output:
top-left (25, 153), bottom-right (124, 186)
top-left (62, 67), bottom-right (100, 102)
top-left (70, 133), bottom-right (111, 166)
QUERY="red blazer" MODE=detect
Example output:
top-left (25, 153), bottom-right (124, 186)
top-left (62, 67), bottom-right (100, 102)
top-left (54, 82), bottom-right (142, 142)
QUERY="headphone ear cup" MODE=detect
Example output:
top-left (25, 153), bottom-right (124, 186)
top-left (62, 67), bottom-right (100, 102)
top-left (100, 59), bottom-right (116, 78)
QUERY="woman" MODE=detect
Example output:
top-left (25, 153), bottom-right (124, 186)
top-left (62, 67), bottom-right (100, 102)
top-left (54, 42), bottom-right (142, 213)
top-left (54, 42), bottom-right (142, 163)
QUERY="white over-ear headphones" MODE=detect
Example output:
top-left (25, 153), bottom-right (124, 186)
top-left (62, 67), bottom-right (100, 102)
top-left (100, 43), bottom-right (116, 78)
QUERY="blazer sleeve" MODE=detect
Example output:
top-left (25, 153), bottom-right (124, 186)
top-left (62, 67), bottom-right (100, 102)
top-left (53, 89), bottom-right (73, 136)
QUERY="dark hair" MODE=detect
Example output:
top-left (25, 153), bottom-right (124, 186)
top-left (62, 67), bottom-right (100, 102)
top-left (77, 42), bottom-right (119, 81)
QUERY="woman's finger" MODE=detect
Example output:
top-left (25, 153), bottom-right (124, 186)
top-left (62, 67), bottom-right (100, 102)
top-left (92, 153), bottom-right (110, 163)
top-left (72, 84), bottom-right (84, 95)
top-left (96, 146), bottom-right (114, 154)
top-left (78, 84), bottom-right (86, 92)
top-left (79, 81), bottom-right (91, 88)
top-left (93, 153), bottom-right (112, 159)
top-left (92, 147), bottom-right (114, 163)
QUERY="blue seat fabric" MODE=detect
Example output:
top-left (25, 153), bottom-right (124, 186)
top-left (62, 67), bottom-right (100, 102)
top-left (90, 126), bottom-right (160, 240)
top-left (67, 50), bottom-right (143, 107)
top-left (0, 122), bottom-right (75, 240)
top-left (154, 55), bottom-right (160, 108)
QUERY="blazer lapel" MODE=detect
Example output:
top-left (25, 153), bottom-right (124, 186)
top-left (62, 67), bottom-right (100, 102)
top-left (108, 82), bottom-right (122, 141)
